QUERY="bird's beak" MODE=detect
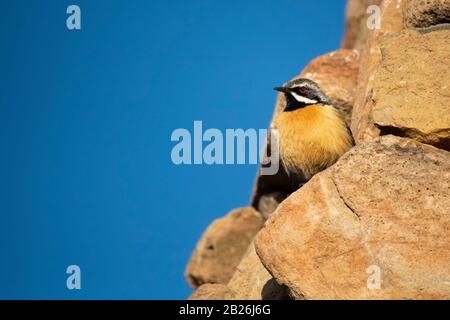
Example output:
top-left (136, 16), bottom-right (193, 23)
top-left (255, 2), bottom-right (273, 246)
top-left (273, 86), bottom-right (290, 93)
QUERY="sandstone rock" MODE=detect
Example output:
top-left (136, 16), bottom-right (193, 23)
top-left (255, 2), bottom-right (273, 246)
top-left (351, 0), bottom-right (407, 143)
top-left (225, 242), bottom-right (289, 300)
top-left (185, 207), bottom-right (264, 288)
top-left (371, 29), bottom-right (450, 150)
top-left (342, 0), bottom-right (383, 49)
top-left (252, 49), bottom-right (360, 213)
top-left (188, 284), bottom-right (231, 300)
top-left (404, 0), bottom-right (450, 29)
top-left (351, 1), bottom-right (450, 149)
top-left (255, 135), bottom-right (450, 299)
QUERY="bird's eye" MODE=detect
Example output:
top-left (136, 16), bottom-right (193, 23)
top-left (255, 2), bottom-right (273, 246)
top-left (299, 87), bottom-right (309, 94)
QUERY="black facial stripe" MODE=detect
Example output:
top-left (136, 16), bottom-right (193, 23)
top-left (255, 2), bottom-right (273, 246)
top-left (291, 86), bottom-right (314, 100)
top-left (292, 87), bottom-right (306, 94)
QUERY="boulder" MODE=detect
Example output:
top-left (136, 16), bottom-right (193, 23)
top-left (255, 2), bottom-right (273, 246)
top-left (255, 135), bottom-right (450, 299)
top-left (371, 29), bottom-right (450, 150)
top-left (185, 207), bottom-right (264, 287)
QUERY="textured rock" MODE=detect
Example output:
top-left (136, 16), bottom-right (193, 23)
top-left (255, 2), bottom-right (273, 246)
top-left (185, 207), bottom-right (264, 288)
top-left (255, 135), bottom-right (450, 299)
top-left (352, 0), bottom-right (407, 143)
top-left (252, 49), bottom-right (360, 213)
top-left (342, 0), bottom-right (383, 49)
top-left (352, 1), bottom-right (450, 149)
top-left (188, 284), bottom-right (231, 300)
top-left (372, 29), bottom-right (450, 150)
top-left (404, 0), bottom-right (450, 28)
top-left (225, 242), bottom-right (289, 300)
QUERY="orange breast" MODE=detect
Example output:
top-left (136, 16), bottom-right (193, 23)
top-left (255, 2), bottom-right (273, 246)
top-left (273, 104), bottom-right (353, 179)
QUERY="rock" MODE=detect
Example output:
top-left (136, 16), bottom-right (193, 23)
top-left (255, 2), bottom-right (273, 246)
top-left (252, 49), bottom-right (360, 213)
top-left (188, 284), bottom-right (231, 300)
top-left (404, 0), bottom-right (450, 29)
top-left (185, 207), bottom-right (264, 288)
top-left (371, 29), bottom-right (450, 150)
top-left (225, 242), bottom-right (289, 300)
top-left (351, 0), bottom-right (407, 143)
top-left (351, 1), bottom-right (450, 150)
top-left (255, 135), bottom-right (450, 299)
top-left (342, 0), bottom-right (383, 49)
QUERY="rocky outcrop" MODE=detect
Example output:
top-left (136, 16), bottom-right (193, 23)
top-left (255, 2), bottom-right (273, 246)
top-left (255, 136), bottom-right (450, 299)
top-left (185, 0), bottom-right (450, 300)
top-left (185, 207), bottom-right (264, 287)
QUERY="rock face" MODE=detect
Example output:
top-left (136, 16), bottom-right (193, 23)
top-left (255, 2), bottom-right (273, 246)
top-left (351, 0), bottom-right (450, 149)
top-left (255, 136), bottom-right (450, 299)
top-left (351, 0), bottom-right (406, 144)
top-left (371, 29), bottom-right (450, 150)
top-left (185, 207), bottom-right (264, 287)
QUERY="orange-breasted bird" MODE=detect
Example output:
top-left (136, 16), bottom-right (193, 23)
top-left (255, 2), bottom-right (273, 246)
top-left (273, 78), bottom-right (353, 181)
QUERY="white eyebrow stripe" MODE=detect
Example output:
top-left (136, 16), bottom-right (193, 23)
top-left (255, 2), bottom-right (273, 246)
top-left (290, 92), bottom-right (318, 104)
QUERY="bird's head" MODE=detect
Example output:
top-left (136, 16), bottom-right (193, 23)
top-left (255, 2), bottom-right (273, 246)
top-left (274, 78), bottom-right (330, 111)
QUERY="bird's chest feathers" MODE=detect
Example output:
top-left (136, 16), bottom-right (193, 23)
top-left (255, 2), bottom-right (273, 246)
top-left (273, 105), bottom-right (352, 178)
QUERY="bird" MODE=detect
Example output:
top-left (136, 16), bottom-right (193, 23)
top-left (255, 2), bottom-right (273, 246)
top-left (272, 78), bottom-right (353, 182)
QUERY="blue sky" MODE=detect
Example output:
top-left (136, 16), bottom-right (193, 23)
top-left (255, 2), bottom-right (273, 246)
top-left (0, 0), bottom-right (346, 299)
